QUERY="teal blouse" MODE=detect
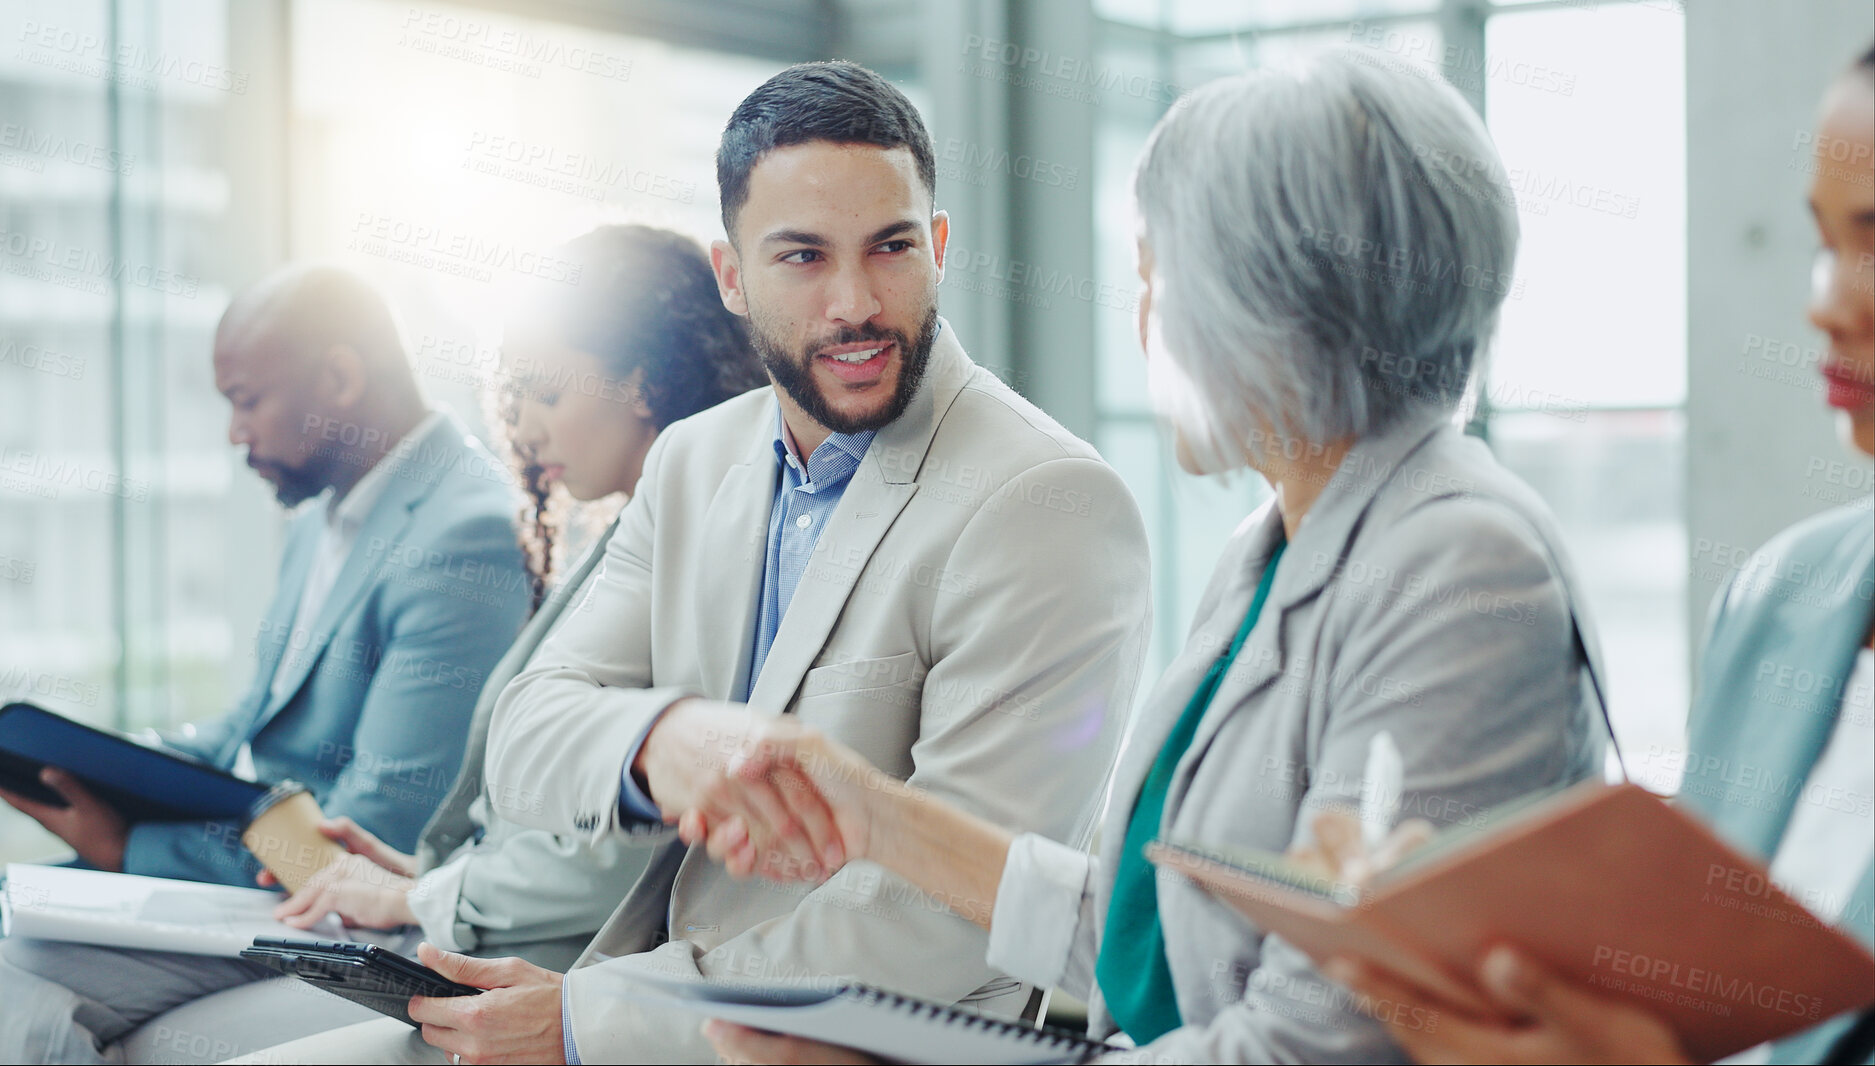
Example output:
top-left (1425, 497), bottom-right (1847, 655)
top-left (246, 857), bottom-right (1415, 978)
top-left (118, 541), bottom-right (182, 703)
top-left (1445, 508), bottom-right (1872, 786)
top-left (1094, 538), bottom-right (1286, 1045)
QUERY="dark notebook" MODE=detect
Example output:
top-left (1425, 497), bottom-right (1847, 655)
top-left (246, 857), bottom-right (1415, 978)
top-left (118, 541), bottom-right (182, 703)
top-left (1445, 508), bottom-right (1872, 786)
top-left (0, 701), bottom-right (267, 822)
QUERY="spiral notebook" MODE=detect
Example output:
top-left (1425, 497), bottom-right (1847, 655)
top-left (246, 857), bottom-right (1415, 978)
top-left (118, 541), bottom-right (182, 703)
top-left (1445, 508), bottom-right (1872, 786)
top-left (622, 970), bottom-right (1109, 1065)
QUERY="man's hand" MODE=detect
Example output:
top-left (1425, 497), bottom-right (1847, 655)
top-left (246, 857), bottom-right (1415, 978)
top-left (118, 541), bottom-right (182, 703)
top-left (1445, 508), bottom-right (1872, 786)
top-left (1327, 945), bottom-right (1692, 1065)
top-left (637, 699), bottom-right (851, 877)
top-left (647, 700), bottom-right (906, 884)
top-left (268, 851), bottom-right (417, 930)
top-left (702, 1019), bottom-right (884, 1065)
top-left (0, 768), bottom-right (128, 872)
top-left (409, 943), bottom-right (566, 1065)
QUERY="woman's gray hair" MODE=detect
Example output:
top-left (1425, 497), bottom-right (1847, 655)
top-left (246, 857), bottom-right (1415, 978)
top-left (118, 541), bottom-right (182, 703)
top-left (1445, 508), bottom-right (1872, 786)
top-left (1135, 49), bottom-right (1519, 463)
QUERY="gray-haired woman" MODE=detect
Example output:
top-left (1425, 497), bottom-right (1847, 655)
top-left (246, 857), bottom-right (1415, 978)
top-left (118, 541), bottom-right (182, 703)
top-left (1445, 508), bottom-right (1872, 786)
top-left (683, 50), bottom-right (1613, 1064)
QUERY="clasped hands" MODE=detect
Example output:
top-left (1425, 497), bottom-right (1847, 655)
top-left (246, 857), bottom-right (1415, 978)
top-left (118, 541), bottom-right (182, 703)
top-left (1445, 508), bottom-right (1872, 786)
top-left (639, 697), bottom-right (894, 884)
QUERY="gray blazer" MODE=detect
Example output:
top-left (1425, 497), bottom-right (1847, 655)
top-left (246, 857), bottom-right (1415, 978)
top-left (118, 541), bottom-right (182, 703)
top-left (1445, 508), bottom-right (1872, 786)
top-left (405, 518), bottom-right (651, 971)
top-left (485, 322), bottom-right (1155, 1063)
top-left (128, 413), bottom-right (531, 886)
top-left (987, 418), bottom-right (1609, 1063)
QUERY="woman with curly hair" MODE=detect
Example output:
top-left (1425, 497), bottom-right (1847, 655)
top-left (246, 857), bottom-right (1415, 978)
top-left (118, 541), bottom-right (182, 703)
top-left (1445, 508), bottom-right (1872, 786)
top-left (499, 223), bottom-right (772, 610)
top-left (250, 223), bottom-right (769, 957)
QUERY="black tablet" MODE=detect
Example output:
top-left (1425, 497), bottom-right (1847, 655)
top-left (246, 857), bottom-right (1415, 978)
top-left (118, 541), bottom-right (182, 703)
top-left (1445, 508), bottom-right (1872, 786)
top-left (240, 937), bottom-right (481, 1027)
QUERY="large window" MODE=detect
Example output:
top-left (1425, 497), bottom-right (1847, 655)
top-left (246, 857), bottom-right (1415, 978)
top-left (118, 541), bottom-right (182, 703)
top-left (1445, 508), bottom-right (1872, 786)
top-left (1483, 2), bottom-right (1688, 779)
top-left (0, 0), bottom-right (789, 865)
top-left (290, 0), bottom-right (780, 451)
top-left (0, 0), bottom-right (266, 863)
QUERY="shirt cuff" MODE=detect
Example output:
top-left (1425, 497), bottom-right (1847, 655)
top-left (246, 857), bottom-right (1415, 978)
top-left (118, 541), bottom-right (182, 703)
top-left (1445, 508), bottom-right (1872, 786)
top-left (405, 855), bottom-right (475, 954)
top-left (986, 832), bottom-right (1093, 992)
top-left (561, 977), bottom-right (580, 1065)
top-left (616, 711), bottom-right (669, 824)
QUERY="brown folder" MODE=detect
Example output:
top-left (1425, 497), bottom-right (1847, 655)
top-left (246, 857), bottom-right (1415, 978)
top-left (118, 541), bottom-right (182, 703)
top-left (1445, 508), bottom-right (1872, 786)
top-left (1148, 781), bottom-right (1875, 1062)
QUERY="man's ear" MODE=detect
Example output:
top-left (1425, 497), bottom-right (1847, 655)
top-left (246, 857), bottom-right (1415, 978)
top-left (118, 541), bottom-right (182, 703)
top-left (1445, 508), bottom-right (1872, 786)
top-left (930, 210), bottom-right (950, 285)
top-left (320, 343), bottom-right (368, 410)
top-left (710, 239), bottom-right (748, 317)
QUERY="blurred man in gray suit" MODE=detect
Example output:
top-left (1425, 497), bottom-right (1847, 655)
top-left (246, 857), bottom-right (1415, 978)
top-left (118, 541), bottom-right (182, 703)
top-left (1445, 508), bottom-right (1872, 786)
top-left (0, 265), bottom-right (530, 1063)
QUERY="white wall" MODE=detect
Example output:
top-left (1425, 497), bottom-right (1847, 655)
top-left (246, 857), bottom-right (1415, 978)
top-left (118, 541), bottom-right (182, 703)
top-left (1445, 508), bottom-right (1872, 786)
top-left (1686, 0), bottom-right (1875, 633)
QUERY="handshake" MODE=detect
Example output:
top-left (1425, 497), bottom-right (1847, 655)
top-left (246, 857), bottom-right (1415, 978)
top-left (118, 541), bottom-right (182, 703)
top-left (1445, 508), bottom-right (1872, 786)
top-left (644, 697), bottom-right (907, 886)
top-left (643, 698), bottom-right (1442, 920)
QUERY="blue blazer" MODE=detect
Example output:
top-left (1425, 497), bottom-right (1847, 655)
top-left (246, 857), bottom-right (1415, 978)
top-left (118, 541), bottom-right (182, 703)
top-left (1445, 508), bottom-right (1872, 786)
top-left (1679, 498), bottom-right (1874, 1064)
top-left (122, 413), bottom-right (530, 886)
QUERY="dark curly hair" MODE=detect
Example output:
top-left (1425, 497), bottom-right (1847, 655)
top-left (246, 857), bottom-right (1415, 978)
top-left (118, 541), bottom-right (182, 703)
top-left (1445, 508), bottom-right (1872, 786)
top-left (494, 224), bottom-right (767, 609)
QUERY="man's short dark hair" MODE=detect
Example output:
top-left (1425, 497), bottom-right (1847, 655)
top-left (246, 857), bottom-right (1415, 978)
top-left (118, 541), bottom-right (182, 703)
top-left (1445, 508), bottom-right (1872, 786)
top-left (717, 60), bottom-right (937, 240)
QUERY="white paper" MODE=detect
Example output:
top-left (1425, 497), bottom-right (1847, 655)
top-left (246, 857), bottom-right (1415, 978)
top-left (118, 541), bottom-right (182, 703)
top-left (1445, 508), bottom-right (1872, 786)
top-left (2, 863), bottom-right (344, 956)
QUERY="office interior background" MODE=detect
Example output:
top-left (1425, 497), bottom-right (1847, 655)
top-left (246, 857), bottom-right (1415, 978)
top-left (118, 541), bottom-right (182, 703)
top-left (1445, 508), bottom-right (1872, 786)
top-left (0, 0), bottom-right (1870, 865)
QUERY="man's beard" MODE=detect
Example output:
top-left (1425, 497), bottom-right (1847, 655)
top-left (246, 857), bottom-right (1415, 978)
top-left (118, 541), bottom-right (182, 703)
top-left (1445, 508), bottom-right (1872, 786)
top-left (750, 305), bottom-right (939, 436)
top-left (251, 453), bottom-right (333, 508)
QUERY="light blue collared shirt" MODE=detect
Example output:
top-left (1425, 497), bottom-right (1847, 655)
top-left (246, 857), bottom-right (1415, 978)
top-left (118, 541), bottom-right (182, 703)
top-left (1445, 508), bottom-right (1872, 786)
top-left (744, 409), bottom-right (876, 696)
top-left (613, 404), bottom-right (876, 819)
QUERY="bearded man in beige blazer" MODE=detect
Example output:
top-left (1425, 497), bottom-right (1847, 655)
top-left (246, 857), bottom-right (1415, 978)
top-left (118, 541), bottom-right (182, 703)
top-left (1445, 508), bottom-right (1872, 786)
top-left (236, 59), bottom-right (1152, 1065)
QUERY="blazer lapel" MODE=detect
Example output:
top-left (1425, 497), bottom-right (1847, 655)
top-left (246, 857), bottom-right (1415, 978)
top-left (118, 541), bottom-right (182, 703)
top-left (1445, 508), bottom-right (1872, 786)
top-left (1161, 425), bottom-right (1444, 815)
top-left (1097, 646), bottom-right (1215, 873)
top-left (251, 421), bottom-right (458, 731)
top-left (1087, 504), bottom-right (1287, 876)
top-left (224, 520), bottom-right (320, 764)
top-left (745, 472), bottom-right (918, 712)
top-left (1168, 513), bottom-right (1295, 812)
top-left (695, 433), bottom-right (778, 702)
top-left (1731, 571), bottom-right (1875, 855)
top-left (744, 323), bottom-right (970, 713)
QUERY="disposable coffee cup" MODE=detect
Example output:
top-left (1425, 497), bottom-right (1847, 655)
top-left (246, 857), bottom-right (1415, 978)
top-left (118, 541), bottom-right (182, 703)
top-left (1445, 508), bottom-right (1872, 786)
top-left (242, 781), bottom-right (346, 894)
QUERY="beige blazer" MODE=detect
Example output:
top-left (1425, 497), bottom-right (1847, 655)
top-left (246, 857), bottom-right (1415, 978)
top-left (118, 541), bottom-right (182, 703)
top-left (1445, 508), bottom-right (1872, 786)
top-left (405, 518), bottom-right (650, 970)
top-left (986, 418), bottom-right (1610, 1063)
top-left (486, 322), bottom-right (1153, 1062)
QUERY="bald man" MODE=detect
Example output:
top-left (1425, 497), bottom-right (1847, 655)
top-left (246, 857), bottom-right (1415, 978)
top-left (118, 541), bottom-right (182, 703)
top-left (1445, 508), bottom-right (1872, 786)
top-left (0, 266), bottom-right (531, 1063)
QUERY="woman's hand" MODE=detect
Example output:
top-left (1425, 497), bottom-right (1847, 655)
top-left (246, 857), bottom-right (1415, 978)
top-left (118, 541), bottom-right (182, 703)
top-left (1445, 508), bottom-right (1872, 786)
top-left (1327, 945), bottom-right (1693, 1065)
top-left (673, 707), bottom-right (1017, 935)
top-left (269, 850), bottom-right (418, 930)
top-left (317, 815), bottom-right (419, 876)
top-left (676, 714), bottom-right (894, 883)
top-left (259, 815), bottom-right (420, 929)
top-left (1298, 817), bottom-right (1691, 1062)
top-left (1287, 807), bottom-right (1436, 887)
top-left (701, 1019), bottom-right (884, 1065)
